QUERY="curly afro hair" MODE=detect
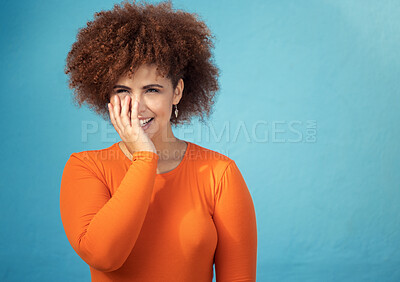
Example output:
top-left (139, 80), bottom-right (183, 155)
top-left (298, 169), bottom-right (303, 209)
top-left (65, 0), bottom-right (220, 125)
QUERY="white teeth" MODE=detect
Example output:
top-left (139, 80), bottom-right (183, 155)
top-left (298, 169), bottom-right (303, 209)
top-left (139, 118), bottom-right (152, 126)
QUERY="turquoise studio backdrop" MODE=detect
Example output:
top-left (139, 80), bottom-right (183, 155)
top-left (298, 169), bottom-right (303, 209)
top-left (0, 0), bottom-right (399, 281)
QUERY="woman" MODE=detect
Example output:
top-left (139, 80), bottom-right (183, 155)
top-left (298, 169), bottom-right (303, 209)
top-left (60, 1), bottom-right (257, 281)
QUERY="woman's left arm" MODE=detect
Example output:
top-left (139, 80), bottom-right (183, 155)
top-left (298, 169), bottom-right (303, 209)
top-left (213, 160), bottom-right (258, 282)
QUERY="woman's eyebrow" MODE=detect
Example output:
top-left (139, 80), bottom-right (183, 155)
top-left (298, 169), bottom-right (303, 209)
top-left (113, 84), bottom-right (164, 90)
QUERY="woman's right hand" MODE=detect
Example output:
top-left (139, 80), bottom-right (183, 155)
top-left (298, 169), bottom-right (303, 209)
top-left (108, 95), bottom-right (157, 155)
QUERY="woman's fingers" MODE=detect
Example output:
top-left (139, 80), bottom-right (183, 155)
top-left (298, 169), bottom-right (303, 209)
top-left (109, 94), bottom-right (156, 154)
top-left (131, 99), bottom-right (139, 127)
top-left (112, 95), bottom-right (124, 131)
top-left (108, 102), bottom-right (121, 135)
top-left (120, 96), bottom-right (131, 128)
top-left (109, 95), bottom-right (149, 147)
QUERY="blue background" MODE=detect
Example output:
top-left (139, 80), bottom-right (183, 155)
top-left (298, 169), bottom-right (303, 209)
top-left (0, 0), bottom-right (399, 281)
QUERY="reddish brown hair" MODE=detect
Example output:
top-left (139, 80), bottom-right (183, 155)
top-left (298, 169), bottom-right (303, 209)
top-left (65, 0), bottom-right (220, 125)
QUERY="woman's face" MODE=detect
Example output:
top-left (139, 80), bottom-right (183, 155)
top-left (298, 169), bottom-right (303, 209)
top-left (110, 64), bottom-right (183, 141)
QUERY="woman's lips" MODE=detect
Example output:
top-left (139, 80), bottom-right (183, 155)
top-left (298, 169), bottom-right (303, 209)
top-left (141, 117), bottom-right (154, 130)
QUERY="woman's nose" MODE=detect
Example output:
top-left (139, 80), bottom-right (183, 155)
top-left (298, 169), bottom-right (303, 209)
top-left (128, 93), bottom-right (140, 105)
top-left (133, 95), bottom-right (146, 112)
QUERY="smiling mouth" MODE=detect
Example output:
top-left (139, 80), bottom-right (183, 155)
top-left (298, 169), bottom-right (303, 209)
top-left (140, 117), bottom-right (154, 127)
top-left (139, 117), bottom-right (153, 126)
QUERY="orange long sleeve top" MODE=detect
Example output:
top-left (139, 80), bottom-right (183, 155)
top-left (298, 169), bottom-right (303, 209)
top-left (60, 141), bottom-right (257, 281)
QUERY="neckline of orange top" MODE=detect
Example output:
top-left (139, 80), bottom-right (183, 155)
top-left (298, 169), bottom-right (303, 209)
top-left (115, 141), bottom-right (191, 177)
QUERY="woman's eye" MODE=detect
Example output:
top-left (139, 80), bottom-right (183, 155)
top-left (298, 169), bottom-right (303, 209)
top-left (114, 88), bottom-right (159, 95)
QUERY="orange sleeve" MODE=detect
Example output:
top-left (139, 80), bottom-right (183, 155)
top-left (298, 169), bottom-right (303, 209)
top-left (213, 161), bottom-right (258, 282)
top-left (60, 151), bottom-right (159, 272)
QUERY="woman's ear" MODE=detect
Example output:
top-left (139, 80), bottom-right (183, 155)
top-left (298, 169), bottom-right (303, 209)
top-left (173, 78), bottom-right (184, 104)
